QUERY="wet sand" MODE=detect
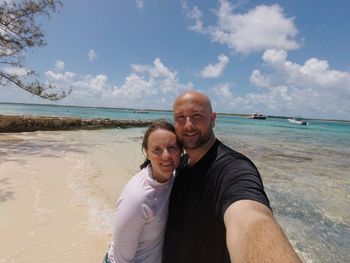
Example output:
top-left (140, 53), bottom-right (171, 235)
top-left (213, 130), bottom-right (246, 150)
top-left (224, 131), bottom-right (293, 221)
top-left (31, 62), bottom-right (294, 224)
top-left (0, 130), bottom-right (144, 263)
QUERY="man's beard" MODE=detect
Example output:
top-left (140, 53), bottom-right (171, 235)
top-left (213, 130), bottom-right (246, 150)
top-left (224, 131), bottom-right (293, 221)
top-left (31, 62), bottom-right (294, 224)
top-left (181, 128), bottom-right (213, 150)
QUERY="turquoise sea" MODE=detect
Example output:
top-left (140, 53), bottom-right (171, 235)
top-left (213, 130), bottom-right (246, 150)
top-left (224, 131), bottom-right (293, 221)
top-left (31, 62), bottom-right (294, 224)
top-left (1, 102), bottom-right (350, 262)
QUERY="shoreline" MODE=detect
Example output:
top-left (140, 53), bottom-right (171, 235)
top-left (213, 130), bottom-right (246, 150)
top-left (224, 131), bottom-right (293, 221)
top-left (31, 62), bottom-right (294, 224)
top-left (0, 114), bottom-right (155, 133)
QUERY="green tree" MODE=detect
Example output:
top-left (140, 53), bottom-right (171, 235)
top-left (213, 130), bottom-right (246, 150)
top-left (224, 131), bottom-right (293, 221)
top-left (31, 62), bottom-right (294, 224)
top-left (0, 0), bottom-right (70, 100)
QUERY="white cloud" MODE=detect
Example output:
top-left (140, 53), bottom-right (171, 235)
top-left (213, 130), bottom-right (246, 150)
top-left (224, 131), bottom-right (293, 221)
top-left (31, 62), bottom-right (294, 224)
top-left (43, 58), bottom-right (193, 109)
top-left (252, 49), bottom-right (350, 98)
top-left (113, 58), bottom-right (193, 103)
top-left (88, 49), bottom-right (97, 62)
top-left (45, 71), bottom-right (75, 81)
top-left (183, 0), bottom-right (301, 54)
top-left (212, 49), bottom-right (350, 118)
top-left (3, 66), bottom-right (30, 76)
top-left (213, 83), bottom-right (245, 109)
top-left (213, 83), bottom-right (236, 105)
top-left (44, 70), bottom-right (76, 97)
top-left (136, 0), bottom-right (145, 9)
top-left (0, 0), bottom-right (13, 4)
top-left (200, 54), bottom-right (229, 78)
top-left (182, 1), bottom-right (204, 32)
top-left (54, 60), bottom-right (65, 71)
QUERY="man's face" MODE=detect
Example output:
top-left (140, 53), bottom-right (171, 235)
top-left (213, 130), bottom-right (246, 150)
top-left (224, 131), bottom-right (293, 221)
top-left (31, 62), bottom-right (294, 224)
top-left (173, 96), bottom-right (215, 150)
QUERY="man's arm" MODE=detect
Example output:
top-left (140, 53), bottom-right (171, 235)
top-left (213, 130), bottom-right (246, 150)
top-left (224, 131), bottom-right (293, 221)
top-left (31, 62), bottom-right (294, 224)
top-left (224, 200), bottom-right (301, 263)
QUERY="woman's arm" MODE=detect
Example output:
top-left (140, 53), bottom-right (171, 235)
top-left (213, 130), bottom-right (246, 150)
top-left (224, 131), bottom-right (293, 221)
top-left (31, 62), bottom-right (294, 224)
top-left (112, 196), bottom-right (148, 262)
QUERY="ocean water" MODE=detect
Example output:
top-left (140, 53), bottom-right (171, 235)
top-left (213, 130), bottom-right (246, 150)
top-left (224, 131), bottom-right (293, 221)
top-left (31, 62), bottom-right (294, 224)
top-left (1, 102), bottom-right (350, 262)
top-left (0, 102), bottom-right (173, 121)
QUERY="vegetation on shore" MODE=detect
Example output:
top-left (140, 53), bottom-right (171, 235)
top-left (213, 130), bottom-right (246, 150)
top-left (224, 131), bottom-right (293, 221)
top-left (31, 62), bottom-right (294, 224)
top-left (0, 114), bottom-right (154, 133)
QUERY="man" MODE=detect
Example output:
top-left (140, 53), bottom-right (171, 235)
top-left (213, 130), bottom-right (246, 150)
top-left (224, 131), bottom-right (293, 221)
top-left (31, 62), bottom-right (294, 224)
top-left (162, 91), bottom-right (301, 263)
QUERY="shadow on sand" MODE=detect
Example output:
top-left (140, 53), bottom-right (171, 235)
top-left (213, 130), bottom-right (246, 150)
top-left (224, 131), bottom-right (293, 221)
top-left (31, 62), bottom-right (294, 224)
top-left (0, 138), bottom-right (88, 164)
top-left (0, 177), bottom-right (14, 203)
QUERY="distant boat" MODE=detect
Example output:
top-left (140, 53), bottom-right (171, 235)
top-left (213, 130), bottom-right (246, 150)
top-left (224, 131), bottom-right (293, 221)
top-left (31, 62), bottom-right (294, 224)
top-left (248, 112), bottom-right (267, 120)
top-left (133, 110), bottom-right (150, 114)
top-left (288, 117), bottom-right (308, 125)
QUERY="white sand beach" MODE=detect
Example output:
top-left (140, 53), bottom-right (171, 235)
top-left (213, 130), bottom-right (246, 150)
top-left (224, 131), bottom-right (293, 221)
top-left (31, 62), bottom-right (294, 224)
top-left (1, 126), bottom-right (349, 262)
top-left (0, 129), bottom-right (146, 263)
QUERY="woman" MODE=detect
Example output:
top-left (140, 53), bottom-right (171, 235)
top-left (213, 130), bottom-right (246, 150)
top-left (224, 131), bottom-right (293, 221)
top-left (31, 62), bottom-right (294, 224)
top-left (104, 120), bottom-right (182, 263)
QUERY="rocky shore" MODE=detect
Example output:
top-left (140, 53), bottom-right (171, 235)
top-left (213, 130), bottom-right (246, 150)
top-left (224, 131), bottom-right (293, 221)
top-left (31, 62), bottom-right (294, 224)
top-left (0, 115), bottom-right (155, 133)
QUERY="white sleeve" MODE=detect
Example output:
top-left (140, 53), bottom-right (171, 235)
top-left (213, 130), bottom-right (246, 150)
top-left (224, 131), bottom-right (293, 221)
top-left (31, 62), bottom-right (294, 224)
top-left (112, 189), bottom-right (150, 263)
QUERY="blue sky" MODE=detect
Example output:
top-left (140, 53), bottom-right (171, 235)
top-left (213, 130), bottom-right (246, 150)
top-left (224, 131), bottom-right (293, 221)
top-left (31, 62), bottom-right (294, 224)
top-left (1, 0), bottom-right (350, 120)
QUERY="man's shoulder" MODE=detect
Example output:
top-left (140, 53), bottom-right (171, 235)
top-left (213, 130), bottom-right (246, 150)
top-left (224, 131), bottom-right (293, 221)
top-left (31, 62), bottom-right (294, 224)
top-left (212, 141), bottom-right (260, 175)
top-left (176, 140), bottom-right (255, 174)
top-left (216, 140), bottom-right (249, 162)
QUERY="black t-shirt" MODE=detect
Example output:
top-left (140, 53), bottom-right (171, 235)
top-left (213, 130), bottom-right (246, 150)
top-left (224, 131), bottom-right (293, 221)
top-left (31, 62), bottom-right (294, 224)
top-left (162, 139), bottom-right (270, 263)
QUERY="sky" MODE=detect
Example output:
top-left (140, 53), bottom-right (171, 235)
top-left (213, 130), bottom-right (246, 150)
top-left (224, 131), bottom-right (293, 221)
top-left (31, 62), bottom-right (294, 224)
top-left (1, 0), bottom-right (350, 120)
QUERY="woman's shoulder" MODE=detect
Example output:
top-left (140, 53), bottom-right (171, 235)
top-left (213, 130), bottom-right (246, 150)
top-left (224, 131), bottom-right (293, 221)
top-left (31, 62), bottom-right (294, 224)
top-left (119, 168), bottom-right (150, 202)
top-left (117, 168), bottom-right (154, 221)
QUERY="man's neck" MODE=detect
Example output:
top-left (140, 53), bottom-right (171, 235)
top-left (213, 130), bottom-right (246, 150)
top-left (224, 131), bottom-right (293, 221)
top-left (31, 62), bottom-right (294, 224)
top-left (186, 136), bottom-right (216, 166)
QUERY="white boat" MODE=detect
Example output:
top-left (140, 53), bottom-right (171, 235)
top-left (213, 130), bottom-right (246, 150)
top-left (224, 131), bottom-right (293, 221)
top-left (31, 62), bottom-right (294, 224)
top-left (288, 117), bottom-right (308, 125)
top-left (248, 112), bottom-right (267, 120)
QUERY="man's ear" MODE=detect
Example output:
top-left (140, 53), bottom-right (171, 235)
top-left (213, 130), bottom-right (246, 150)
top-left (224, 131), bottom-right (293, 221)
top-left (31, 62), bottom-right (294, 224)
top-left (211, 112), bottom-right (216, 128)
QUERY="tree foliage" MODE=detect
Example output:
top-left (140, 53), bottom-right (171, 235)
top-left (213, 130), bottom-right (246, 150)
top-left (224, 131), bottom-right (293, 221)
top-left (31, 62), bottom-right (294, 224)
top-left (0, 0), bottom-right (70, 100)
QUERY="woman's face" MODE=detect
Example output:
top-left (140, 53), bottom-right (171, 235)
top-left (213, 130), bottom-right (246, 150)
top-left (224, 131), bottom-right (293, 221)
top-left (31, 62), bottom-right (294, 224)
top-left (146, 129), bottom-right (181, 183)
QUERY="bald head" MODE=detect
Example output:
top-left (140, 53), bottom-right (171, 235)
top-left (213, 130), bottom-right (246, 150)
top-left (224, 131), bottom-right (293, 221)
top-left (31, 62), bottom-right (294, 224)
top-left (173, 91), bottom-right (213, 114)
top-left (172, 91), bottom-right (216, 158)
